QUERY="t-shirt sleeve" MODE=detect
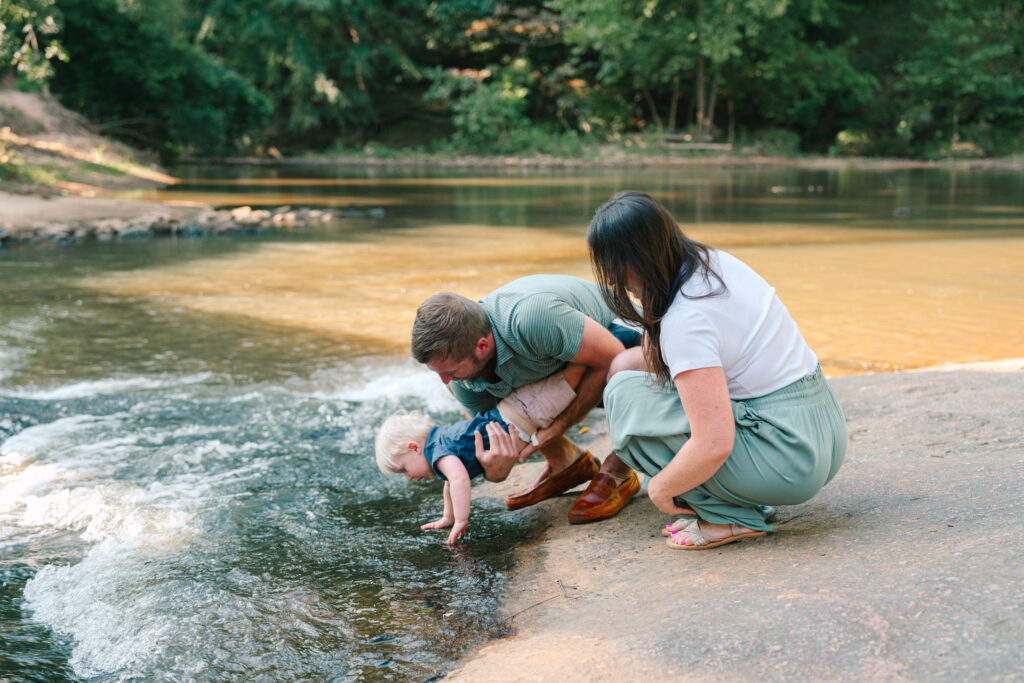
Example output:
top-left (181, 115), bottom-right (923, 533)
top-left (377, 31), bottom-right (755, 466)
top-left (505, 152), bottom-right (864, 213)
top-left (450, 382), bottom-right (497, 415)
top-left (511, 296), bottom-right (586, 362)
top-left (660, 304), bottom-right (723, 378)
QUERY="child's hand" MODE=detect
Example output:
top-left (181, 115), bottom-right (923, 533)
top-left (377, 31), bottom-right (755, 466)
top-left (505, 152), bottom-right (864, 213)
top-left (446, 520), bottom-right (468, 545)
top-left (421, 517), bottom-right (454, 531)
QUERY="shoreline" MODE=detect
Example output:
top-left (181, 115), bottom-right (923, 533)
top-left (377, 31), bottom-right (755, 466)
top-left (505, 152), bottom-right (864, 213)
top-left (3, 151), bottom-right (1022, 248)
top-left (455, 358), bottom-right (1024, 681)
top-left (186, 151), bottom-right (1024, 172)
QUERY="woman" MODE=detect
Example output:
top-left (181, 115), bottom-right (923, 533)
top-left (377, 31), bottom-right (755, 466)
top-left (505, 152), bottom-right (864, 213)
top-left (587, 191), bottom-right (847, 549)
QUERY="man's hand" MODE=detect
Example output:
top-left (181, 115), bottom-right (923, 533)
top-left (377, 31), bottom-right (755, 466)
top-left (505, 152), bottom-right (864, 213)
top-left (476, 422), bottom-right (519, 481)
top-left (516, 425), bottom-right (553, 462)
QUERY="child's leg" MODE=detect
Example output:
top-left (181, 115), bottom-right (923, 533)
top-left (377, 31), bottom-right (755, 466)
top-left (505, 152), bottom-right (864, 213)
top-left (561, 362), bottom-right (585, 390)
top-left (497, 370), bottom-right (577, 439)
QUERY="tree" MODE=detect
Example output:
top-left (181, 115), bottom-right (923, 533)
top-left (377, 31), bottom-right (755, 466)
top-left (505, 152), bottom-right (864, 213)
top-left (184, 0), bottom-right (428, 148)
top-left (894, 0), bottom-right (1024, 156)
top-left (552, 0), bottom-right (788, 138)
top-left (0, 0), bottom-right (67, 86)
top-left (49, 0), bottom-right (269, 156)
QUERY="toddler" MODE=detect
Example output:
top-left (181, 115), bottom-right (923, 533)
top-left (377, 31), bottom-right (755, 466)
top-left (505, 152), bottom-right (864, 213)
top-left (375, 364), bottom-right (584, 544)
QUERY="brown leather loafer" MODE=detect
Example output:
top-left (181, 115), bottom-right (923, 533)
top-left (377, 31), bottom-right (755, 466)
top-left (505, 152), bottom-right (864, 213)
top-left (567, 469), bottom-right (640, 524)
top-left (504, 451), bottom-right (599, 511)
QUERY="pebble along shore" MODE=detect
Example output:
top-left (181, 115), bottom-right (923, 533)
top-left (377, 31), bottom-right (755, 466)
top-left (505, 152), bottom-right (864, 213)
top-left (0, 205), bottom-right (386, 250)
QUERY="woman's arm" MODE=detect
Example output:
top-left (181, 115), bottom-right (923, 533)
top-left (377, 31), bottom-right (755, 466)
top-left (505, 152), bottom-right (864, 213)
top-left (645, 366), bottom-right (736, 515)
top-left (435, 456), bottom-right (472, 544)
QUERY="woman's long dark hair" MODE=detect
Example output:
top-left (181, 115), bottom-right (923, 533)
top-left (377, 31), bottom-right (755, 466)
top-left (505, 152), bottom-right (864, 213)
top-left (587, 191), bottom-right (725, 381)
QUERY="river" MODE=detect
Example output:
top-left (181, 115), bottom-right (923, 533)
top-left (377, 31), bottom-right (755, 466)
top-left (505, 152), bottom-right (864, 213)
top-left (1, 164), bottom-right (1022, 680)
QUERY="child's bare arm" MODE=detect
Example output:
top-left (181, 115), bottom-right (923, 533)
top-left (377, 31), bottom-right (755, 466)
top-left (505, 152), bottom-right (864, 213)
top-left (477, 422), bottom-right (527, 482)
top-left (420, 481), bottom-right (455, 531)
top-left (435, 456), bottom-right (471, 544)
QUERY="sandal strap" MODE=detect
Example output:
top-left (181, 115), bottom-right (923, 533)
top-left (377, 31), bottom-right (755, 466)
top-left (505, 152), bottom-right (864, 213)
top-left (675, 518), bottom-right (709, 546)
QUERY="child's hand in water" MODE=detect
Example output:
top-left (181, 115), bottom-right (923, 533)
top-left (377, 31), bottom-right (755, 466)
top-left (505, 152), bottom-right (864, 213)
top-left (446, 520), bottom-right (468, 545)
top-left (421, 517), bottom-right (453, 531)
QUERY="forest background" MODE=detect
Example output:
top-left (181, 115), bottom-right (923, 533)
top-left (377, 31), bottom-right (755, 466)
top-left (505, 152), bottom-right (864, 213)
top-left (2, 0), bottom-right (1023, 170)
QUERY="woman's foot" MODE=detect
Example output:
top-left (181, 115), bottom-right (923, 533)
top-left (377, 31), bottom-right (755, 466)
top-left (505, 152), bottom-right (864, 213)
top-left (661, 515), bottom-right (697, 536)
top-left (666, 519), bottom-right (766, 549)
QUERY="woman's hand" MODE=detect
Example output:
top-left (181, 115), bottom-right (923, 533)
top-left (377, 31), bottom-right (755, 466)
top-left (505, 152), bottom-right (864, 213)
top-left (646, 471), bottom-right (695, 515)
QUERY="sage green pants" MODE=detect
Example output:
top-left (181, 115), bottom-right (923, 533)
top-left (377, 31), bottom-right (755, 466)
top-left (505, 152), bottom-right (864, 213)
top-left (603, 366), bottom-right (847, 531)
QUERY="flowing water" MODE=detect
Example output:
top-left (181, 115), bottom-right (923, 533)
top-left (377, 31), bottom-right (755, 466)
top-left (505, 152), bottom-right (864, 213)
top-left (2, 164), bottom-right (1023, 680)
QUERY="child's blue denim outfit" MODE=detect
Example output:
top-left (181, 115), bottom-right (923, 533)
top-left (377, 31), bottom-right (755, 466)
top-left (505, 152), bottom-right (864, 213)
top-left (423, 408), bottom-right (508, 481)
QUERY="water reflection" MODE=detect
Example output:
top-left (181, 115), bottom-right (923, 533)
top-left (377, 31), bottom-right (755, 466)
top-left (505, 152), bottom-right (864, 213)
top-left (84, 222), bottom-right (1024, 376)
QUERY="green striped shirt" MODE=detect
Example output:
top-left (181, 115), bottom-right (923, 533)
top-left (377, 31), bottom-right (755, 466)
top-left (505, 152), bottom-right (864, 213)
top-left (451, 275), bottom-right (616, 414)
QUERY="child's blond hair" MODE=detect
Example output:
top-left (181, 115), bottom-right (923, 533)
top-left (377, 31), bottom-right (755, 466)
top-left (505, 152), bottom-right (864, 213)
top-left (374, 412), bottom-right (434, 474)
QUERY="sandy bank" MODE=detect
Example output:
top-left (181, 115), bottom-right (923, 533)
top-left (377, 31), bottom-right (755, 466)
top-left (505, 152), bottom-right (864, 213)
top-left (455, 361), bottom-right (1024, 681)
top-left (0, 190), bottom-right (204, 228)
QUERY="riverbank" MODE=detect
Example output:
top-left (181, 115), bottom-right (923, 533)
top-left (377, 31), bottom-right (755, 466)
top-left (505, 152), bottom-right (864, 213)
top-left (454, 360), bottom-right (1024, 681)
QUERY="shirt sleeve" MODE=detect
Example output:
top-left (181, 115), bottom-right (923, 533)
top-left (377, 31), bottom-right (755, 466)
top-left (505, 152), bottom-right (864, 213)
top-left (450, 381), bottom-right (497, 415)
top-left (511, 295), bottom-right (586, 362)
top-left (660, 303), bottom-right (723, 378)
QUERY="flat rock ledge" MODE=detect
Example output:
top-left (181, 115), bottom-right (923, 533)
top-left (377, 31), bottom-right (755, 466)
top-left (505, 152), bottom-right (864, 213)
top-left (0, 204), bottom-right (385, 250)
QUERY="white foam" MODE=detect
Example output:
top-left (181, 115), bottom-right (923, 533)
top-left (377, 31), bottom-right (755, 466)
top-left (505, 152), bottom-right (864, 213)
top-left (0, 414), bottom-right (119, 466)
top-left (324, 363), bottom-right (460, 413)
top-left (24, 540), bottom-right (183, 678)
top-left (912, 357), bottom-right (1024, 373)
top-left (8, 372), bottom-right (213, 400)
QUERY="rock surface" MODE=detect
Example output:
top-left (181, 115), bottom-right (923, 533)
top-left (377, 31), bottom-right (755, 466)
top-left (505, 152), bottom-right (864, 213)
top-left (456, 363), bottom-right (1024, 681)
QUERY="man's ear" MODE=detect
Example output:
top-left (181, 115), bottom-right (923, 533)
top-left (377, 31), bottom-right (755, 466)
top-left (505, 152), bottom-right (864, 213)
top-left (475, 335), bottom-right (490, 358)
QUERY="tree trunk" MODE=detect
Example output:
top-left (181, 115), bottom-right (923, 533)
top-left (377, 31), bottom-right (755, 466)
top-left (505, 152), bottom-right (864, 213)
top-left (668, 76), bottom-right (681, 134)
top-left (696, 55), bottom-right (706, 139)
top-left (642, 87), bottom-right (664, 132)
top-left (704, 67), bottom-right (721, 140)
top-left (727, 96), bottom-right (735, 145)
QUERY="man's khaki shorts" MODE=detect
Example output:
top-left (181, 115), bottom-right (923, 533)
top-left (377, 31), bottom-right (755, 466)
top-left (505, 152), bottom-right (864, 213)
top-left (497, 371), bottom-right (577, 444)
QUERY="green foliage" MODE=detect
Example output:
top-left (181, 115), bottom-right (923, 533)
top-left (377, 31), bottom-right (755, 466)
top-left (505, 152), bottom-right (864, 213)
top-left (48, 0), bottom-right (269, 157)
top-left (14, 0), bottom-right (1022, 159)
top-left (425, 59), bottom-right (586, 155)
top-left (893, 0), bottom-right (1024, 156)
top-left (755, 128), bottom-right (802, 156)
top-left (184, 0), bottom-right (427, 149)
top-left (0, 0), bottom-right (68, 85)
top-left (0, 139), bottom-right (24, 179)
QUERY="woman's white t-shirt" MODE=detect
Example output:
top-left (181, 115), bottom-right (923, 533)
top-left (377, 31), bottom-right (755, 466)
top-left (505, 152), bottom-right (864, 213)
top-left (660, 250), bottom-right (818, 400)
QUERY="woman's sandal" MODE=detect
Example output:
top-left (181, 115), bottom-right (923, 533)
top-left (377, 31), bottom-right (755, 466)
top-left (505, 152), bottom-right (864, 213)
top-left (661, 515), bottom-right (697, 537)
top-left (666, 518), bottom-right (766, 549)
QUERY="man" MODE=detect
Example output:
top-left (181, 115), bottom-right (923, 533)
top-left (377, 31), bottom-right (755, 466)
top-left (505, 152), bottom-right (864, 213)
top-left (410, 274), bottom-right (640, 522)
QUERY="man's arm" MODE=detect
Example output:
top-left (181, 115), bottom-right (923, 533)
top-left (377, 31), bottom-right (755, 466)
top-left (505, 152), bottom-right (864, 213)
top-left (518, 316), bottom-right (624, 460)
